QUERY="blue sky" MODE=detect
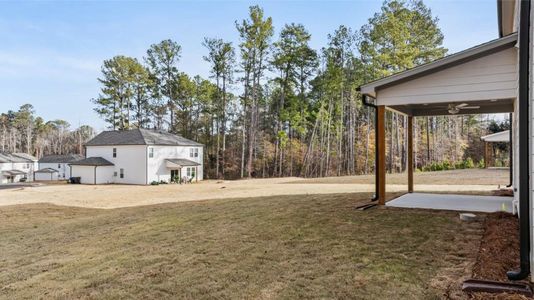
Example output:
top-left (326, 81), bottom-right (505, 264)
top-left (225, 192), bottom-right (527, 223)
top-left (0, 0), bottom-right (497, 131)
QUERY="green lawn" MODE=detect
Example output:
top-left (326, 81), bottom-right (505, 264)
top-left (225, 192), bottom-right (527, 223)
top-left (0, 193), bottom-right (483, 299)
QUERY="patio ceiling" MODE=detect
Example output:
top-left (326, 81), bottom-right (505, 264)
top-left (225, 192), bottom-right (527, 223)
top-left (388, 98), bottom-right (514, 117)
top-left (360, 33), bottom-right (518, 117)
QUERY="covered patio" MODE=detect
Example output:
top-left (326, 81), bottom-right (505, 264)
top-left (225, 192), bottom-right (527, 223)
top-left (359, 33), bottom-right (518, 210)
top-left (387, 193), bottom-right (513, 213)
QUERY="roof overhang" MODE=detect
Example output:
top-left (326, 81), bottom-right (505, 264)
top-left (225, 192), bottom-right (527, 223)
top-left (481, 130), bottom-right (510, 142)
top-left (498, 0), bottom-right (517, 37)
top-left (165, 159), bottom-right (201, 168)
top-left (35, 168), bottom-right (59, 173)
top-left (2, 170), bottom-right (27, 176)
top-left (359, 33), bottom-right (518, 99)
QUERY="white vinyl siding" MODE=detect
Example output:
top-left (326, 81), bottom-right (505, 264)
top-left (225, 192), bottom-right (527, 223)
top-left (376, 48), bottom-right (518, 106)
top-left (86, 145), bottom-right (147, 185)
top-left (39, 162), bottom-right (72, 179)
top-left (147, 145), bottom-right (203, 183)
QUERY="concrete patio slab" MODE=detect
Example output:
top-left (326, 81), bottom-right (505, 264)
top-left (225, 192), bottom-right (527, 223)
top-left (387, 193), bottom-right (513, 213)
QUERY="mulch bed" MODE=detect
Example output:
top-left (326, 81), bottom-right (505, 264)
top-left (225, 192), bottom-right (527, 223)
top-left (468, 212), bottom-right (530, 300)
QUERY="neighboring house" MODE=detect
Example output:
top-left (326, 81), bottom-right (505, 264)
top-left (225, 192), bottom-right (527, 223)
top-left (358, 0), bottom-right (533, 281)
top-left (34, 168), bottom-right (60, 181)
top-left (70, 129), bottom-right (203, 185)
top-left (38, 154), bottom-right (84, 180)
top-left (0, 152), bottom-right (38, 183)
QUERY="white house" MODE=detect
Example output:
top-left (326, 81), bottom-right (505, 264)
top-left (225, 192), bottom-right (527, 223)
top-left (36, 154), bottom-right (84, 181)
top-left (0, 152), bottom-right (38, 183)
top-left (70, 129), bottom-right (203, 185)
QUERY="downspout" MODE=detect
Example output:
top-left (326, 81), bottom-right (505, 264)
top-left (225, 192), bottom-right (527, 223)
top-left (94, 166), bottom-right (97, 185)
top-left (507, 0), bottom-right (531, 281)
top-left (360, 93), bottom-right (379, 201)
top-left (507, 113), bottom-right (513, 188)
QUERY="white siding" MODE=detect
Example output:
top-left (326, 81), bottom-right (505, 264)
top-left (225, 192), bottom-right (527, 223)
top-left (86, 145), bottom-right (148, 185)
top-left (376, 47), bottom-right (518, 106)
top-left (39, 162), bottom-right (72, 179)
top-left (71, 165), bottom-right (95, 184)
top-left (147, 145), bottom-right (204, 184)
top-left (35, 172), bottom-right (59, 181)
top-left (0, 162), bottom-right (12, 183)
top-left (70, 165), bottom-right (114, 184)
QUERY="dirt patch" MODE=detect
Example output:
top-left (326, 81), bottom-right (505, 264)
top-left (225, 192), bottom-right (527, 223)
top-left (468, 212), bottom-right (530, 300)
top-left (472, 212), bottom-right (520, 281)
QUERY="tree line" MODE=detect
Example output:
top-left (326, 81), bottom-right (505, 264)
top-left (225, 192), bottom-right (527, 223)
top-left (0, 104), bottom-right (95, 158)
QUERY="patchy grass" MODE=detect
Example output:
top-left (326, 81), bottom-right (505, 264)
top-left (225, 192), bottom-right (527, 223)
top-left (0, 193), bottom-right (483, 299)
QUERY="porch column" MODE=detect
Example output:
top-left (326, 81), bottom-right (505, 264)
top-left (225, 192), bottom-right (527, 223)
top-left (408, 116), bottom-right (414, 193)
top-left (484, 142), bottom-right (489, 168)
top-left (377, 106), bottom-right (386, 205)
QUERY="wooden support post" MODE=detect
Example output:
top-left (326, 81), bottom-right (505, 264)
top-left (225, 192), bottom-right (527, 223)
top-left (484, 142), bottom-right (489, 168)
top-left (408, 116), bottom-right (414, 193)
top-left (377, 106), bottom-right (386, 205)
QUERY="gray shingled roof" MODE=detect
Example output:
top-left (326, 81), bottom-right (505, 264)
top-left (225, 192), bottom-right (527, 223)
top-left (0, 152), bottom-right (35, 163)
top-left (35, 168), bottom-right (59, 173)
top-left (166, 158), bottom-right (201, 167)
top-left (69, 157), bottom-right (114, 166)
top-left (12, 153), bottom-right (38, 161)
top-left (85, 129), bottom-right (203, 146)
top-left (39, 154), bottom-right (84, 163)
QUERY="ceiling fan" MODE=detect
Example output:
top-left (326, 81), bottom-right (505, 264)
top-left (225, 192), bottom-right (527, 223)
top-left (431, 103), bottom-right (481, 114)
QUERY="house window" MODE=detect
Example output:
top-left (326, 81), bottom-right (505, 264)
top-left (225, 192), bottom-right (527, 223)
top-left (113, 148), bottom-right (117, 158)
top-left (120, 168), bottom-right (124, 179)
top-left (149, 147), bottom-right (154, 158)
top-left (190, 148), bottom-right (198, 158)
top-left (113, 171), bottom-right (117, 177)
top-left (186, 167), bottom-right (196, 178)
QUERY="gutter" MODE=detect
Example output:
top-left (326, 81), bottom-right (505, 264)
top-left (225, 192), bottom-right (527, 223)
top-left (497, 0), bottom-right (504, 37)
top-left (507, 112), bottom-right (513, 188)
top-left (360, 93), bottom-right (379, 202)
top-left (507, 0), bottom-right (530, 281)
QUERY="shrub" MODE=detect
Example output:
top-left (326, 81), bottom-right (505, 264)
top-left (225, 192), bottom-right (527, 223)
top-left (150, 181), bottom-right (159, 185)
top-left (477, 158), bottom-right (485, 169)
top-left (464, 157), bottom-right (475, 169)
top-left (159, 180), bottom-right (168, 184)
